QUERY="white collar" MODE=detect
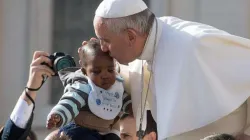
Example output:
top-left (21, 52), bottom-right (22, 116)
top-left (138, 18), bottom-right (163, 61)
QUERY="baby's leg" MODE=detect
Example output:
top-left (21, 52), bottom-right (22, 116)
top-left (59, 123), bottom-right (102, 140)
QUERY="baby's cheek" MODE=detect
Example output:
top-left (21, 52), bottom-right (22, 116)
top-left (111, 75), bottom-right (116, 84)
top-left (91, 76), bottom-right (102, 86)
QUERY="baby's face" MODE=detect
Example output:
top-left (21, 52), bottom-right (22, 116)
top-left (84, 54), bottom-right (116, 90)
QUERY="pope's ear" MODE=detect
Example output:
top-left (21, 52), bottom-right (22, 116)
top-left (126, 28), bottom-right (137, 46)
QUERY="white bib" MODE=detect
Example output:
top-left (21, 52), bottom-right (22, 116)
top-left (87, 77), bottom-right (124, 120)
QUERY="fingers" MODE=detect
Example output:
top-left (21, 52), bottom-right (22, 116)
top-left (81, 37), bottom-right (97, 46)
top-left (90, 37), bottom-right (97, 41)
top-left (31, 65), bottom-right (55, 77)
top-left (53, 114), bottom-right (61, 122)
top-left (31, 55), bottom-right (52, 67)
top-left (32, 51), bottom-right (49, 61)
top-left (78, 45), bottom-right (85, 54)
top-left (46, 121), bottom-right (54, 129)
top-left (82, 41), bottom-right (88, 46)
top-left (79, 41), bottom-right (88, 54)
top-left (27, 52), bottom-right (55, 89)
top-left (30, 52), bottom-right (55, 77)
top-left (78, 47), bottom-right (82, 53)
top-left (80, 37), bottom-right (98, 54)
top-left (59, 132), bottom-right (65, 138)
top-left (46, 114), bottom-right (61, 129)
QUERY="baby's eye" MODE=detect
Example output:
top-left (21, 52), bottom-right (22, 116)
top-left (92, 70), bottom-right (101, 75)
top-left (108, 68), bottom-right (114, 73)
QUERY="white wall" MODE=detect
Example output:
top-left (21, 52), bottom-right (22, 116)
top-left (169, 0), bottom-right (199, 21)
top-left (150, 0), bottom-right (250, 38)
top-left (0, 0), bottom-right (53, 127)
top-left (27, 0), bottom-right (54, 127)
top-left (0, 0), bottom-right (3, 124)
top-left (0, 0), bottom-right (2, 50)
top-left (0, 0), bottom-right (29, 124)
top-left (199, 0), bottom-right (250, 38)
top-left (150, 0), bottom-right (170, 17)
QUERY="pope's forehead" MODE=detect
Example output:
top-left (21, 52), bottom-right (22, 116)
top-left (94, 16), bottom-right (106, 27)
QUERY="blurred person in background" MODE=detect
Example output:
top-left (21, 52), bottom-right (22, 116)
top-left (202, 134), bottom-right (236, 140)
top-left (119, 110), bottom-right (157, 140)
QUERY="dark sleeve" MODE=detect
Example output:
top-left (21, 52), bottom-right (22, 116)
top-left (1, 112), bottom-right (34, 140)
top-left (58, 67), bottom-right (87, 87)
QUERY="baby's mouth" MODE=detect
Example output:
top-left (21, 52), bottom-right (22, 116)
top-left (101, 82), bottom-right (112, 90)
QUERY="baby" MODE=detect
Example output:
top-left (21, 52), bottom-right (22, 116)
top-left (47, 39), bottom-right (131, 139)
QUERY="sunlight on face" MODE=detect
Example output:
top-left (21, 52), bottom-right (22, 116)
top-left (120, 117), bottom-right (138, 140)
top-left (93, 16), bottom-right (135, 64)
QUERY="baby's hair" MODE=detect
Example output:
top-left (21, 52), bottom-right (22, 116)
top-left (79, 39), bottom-right (110, 66)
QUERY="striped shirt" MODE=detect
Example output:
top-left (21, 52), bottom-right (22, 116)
top-left (48, 68), bottom-right (131, 127)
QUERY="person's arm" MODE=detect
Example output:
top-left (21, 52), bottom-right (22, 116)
top-left (1, 51), bottom-right (55, 140)
top-left (47, 83), bottom-right (90, 128)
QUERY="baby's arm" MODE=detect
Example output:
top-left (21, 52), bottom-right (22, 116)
top-left (47, 80), bottom-right (91, 129)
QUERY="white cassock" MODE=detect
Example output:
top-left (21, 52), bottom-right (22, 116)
top-left (128, 16), bottom-right (250, 140)
top-left (94, 0), bottom-right (250, 139)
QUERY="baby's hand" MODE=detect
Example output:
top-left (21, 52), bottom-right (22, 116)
top-left (46, 113), bottom-right (62, 129)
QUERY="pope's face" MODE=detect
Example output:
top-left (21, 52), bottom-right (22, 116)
top-left (94, 16), bottom-right (139, 64)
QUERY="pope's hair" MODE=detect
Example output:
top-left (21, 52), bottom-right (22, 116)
top-left (99, 9), bottom-right (155, 35)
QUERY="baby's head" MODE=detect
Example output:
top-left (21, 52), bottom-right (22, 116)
top-left (78, 39), bottom-right (116, 90)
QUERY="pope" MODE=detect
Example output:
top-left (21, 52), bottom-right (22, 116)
top-left (89, 0), bottom-right (250, 139)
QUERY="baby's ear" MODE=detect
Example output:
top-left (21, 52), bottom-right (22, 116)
top-left (81, 67), bottom-right (86, 75)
